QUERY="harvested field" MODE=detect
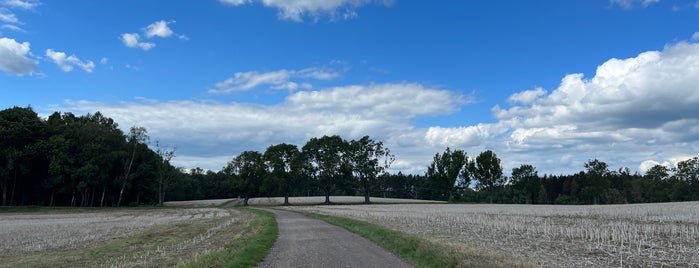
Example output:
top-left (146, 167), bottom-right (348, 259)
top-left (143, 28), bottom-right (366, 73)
top-left (247, 196), bottom-right (444, 206)
top-left (0, 207), bottom-right (252, 267)
top-left (163, 198), bottom-right (237, 207)
top-left (287, 201), bottom-right (699, 267)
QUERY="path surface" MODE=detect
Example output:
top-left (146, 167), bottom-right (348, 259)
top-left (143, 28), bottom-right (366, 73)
top-left (258, 209), bottom-right (411, 268)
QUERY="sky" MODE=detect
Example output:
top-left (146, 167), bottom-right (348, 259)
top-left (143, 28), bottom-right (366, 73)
top-left (1, 0), bottom-right (699, 175)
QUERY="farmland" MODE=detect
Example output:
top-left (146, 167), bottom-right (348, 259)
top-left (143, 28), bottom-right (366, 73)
top-left (246, 196), bottom-right (445, 206)
top-left (287, 201), bottom-right (699, 267)
top-left (0, 206), bottom-right (252, 267)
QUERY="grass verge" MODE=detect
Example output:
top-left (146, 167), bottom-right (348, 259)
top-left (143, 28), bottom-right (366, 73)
top-left (302, 212), bottom-right (535, 268)
top-left (183, 207), bottom-right (278, 268)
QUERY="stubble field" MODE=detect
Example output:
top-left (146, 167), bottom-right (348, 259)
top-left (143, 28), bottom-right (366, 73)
top-left (287, 201), bottom-right (699, 267)
top-left (0, 206), bottom-right (251, 267)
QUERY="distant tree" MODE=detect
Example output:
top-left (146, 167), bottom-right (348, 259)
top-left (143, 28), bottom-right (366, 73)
top-left (673, 157), bottom-right (699, 200)
top-left (347, 136), bottom-right (394, 204)
top-left (301, 135), bottom-right (350, 204)
top-left (264, 143), bottom-right (300, 205)
top-left (511, 164), bottom-right (542, 204)
top-left (472, 150), bottom-right (505, 203)
top-left (154, 139), bottom-right (176, 206)
top-left (0, 106), bottom-right (43, 206)
top-left (223, 151), bottom-right (266, 206)
top-left (425, 148), bottom-right (469, 202)
top-left (582, 159), bottom-right (611, 204)
top-left (117, 126), bottom-right (148, 206)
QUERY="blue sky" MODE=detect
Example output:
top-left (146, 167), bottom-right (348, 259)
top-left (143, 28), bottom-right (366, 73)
top-left (2, 0), bottom-right (699, 175)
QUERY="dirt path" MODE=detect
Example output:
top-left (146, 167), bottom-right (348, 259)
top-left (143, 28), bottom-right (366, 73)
top-left (258, 209), bottom-right (411, 268)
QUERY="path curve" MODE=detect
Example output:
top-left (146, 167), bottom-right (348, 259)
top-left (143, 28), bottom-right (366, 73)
top-left (258, 208), bottom-right (411, 268)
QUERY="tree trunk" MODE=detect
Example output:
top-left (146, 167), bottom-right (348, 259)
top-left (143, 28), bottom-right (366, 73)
top-left (363, 178), bottom-right (371, 204)
top-left (284, 192), bottom-right (289, 206)
top-left (324, 193), bottom-right (330, 204)
top-left (117, 145), bottom-right (137, 207)
top-left (100, 186), bottom-right (106, 207)
top-left (49, 191), bottom-right (54, 207)
top-left (1, 182), bottom-right (6, 206)
top-left (10, 169), bottom-right (17, 206)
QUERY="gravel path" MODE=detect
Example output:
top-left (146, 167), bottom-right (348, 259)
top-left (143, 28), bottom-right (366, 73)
top-left (258, 209), bottom-right (411, 268)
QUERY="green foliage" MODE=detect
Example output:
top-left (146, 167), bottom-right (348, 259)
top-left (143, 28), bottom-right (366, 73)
top-left (301, 135), bottom-right (351, 204)
top-left (472, 150), bottom-right (505, 203)
top-left (223, 151), bottom-right (266, 206)
top-left (425, 148), bottom-right (469, 202)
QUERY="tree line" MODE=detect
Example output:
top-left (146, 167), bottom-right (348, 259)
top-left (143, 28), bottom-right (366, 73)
top-left (1, 106), bottom-right (697, 206)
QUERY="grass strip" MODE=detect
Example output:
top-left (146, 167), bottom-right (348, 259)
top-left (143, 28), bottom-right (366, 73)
top-left (302, 212), bottom-right (534, 268)
top-left (183, 208), bottom-right (278, 268)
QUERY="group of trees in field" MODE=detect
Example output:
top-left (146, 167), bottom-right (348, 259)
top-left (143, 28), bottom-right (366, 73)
top-left (220, 135), bottom-right (394, 206)
top-left (2, 106), bottom-right (698, 206)
top-left (394, 148), bottom-right (699, 204)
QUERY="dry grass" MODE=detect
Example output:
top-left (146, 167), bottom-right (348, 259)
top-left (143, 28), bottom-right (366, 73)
top-left (0, 207), bottom-right (253, 267)
top-left (247, 196), bottom-right (445, 206)
top-left (287, 201), bottom-right (699, 267)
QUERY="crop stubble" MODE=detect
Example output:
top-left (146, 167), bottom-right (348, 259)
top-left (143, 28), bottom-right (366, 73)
top-left (0, 207), bottom-right (252, 267)
top-left (287, 202), bottom-right (699, 267)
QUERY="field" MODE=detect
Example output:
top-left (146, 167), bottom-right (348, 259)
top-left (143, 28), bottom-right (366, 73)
top-left (247, 196), bottom-right (444, 205)
top-left (0, 206), bottom-right (252, 267)
top-left (287, 201), bottom-right (699, 267)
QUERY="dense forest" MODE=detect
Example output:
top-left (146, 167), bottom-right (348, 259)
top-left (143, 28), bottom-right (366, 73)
top-left (1, 106), bottom-right (698, 206)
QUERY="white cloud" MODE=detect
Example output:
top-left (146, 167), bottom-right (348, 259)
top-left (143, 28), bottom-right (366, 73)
top-left (692, 32), bottom-right (699, 41)
top-left (121, 20), bottom-right (185, 50)
top-left (144, 20), bottom-right (174, 38)
top-left (611, 0), bottom-right (660, 9)
top-left (428, 40), bottom-right (699, 174)
top-left (2, 0), bottom-right (40, 10)
top-left (120, 33), bottom-right (155, 51)
top-left (219, 0), bottom-right (250, 5)
top-left (45, 49), bottom-right (95, 73)
top-left (506, 87), bottom-right (546, 105)
top-left (0, 37), bottom-right (38, 75)
top-left (0, 8), bottom-right (18, 23)
top-left (220, 0), bottom-right (394, 22)
top-left (1, 23), bottom-right (22, 31)
top-left (209, 66), bottom-right (344, 93)
top-left (100, 57), bottom-right (108, 64)
top-left (58, 82), bottom-right (463, 171)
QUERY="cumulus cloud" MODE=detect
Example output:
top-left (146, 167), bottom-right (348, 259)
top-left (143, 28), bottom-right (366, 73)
top-left (426, 40), bottom-right (699, 174)
top-left (0, 37), bottom-right (38, 75)
top-left (120, 33), bottom-right (155, 51)
top-left (220, 0), bottom-right (394, 22)
top-left (209, 66), bottom-right (344, 93)
top-left (506, 87), bottom-right (546, 105)
top-left (58, 82), bottom-right (464, 171)
top-left (45, 49), bottom-right (95, 73)
top-left (121, 20), bottom-right (185, 50)
top-left (144, 20), bottom-right (174, 38)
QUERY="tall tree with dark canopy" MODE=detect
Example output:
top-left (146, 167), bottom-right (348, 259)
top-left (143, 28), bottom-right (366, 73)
top-left (426, 148), bottom-right (469, 202)
top-left (301, 135), bottom-right (349, 204)
top-left (117, 126), bottom-right (148, 207)
top-left (472, 150), bottom-right (505, 203)
top-left (511, 164), bottom-right (544, 204)
top-left (347, 136), bottom-right (394, 204)
top-left (582, 159), bottom-right (611, 204)
top-left (223, 151), bottom-right (266, 206)
top-left (264, 143), bottom-right (300, 205)
top-left (0, 106), bottom-right (43, 206)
